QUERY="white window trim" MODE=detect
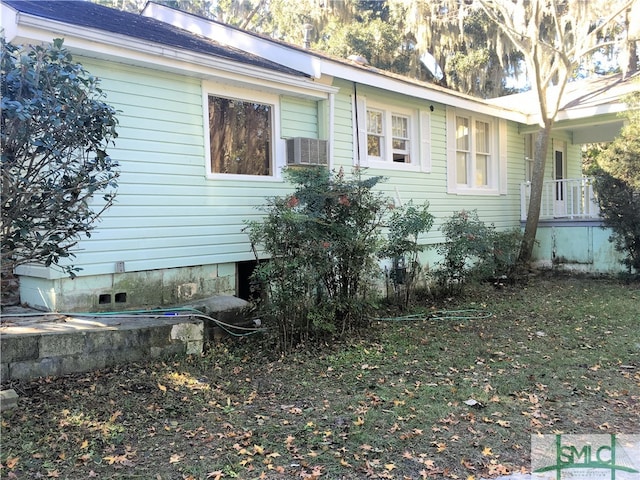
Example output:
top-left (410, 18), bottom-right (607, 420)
top-left (203, 81), bottom-right (285, 181)
top-left (353, 95), bottom-right (431, 172)
top-left (446, 107), bottom-right (507, 196)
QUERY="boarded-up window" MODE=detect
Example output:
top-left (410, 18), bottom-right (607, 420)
top-left (208, 95), bottom-right (272, 175)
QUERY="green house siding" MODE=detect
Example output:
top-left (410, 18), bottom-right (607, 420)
top-left (330, 81), bottom-right (525, 246)
top-left (52, 59), bottom-right (317, 279)
top-left (281, 97), bottom-right (319, 138)
top-left (16, 56), bottom-right (592, 311)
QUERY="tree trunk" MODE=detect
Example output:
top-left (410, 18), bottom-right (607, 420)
top-left (518, 122), bottom-right (553, 266)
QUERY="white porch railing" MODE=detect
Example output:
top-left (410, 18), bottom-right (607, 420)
top-left (520, 177), bottom-right (601, 221)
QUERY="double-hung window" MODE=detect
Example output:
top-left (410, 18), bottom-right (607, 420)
top-left (356, 97), bottom-right (431, 172)
top-left (204, 83), bottom-right (282, 179)
top-left (447, 107), bottom-right (507, 195)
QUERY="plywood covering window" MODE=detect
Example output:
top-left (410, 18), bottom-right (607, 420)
top-left (208, 95), bottom-right (273, 176)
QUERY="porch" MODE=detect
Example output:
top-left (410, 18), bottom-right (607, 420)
top-left (520, 178), bottom-right (625, 273)
top-left (520, 177), bottom-right (600, 221)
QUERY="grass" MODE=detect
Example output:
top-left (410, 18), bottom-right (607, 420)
top-left (1, 274), bottom-right (639, 479)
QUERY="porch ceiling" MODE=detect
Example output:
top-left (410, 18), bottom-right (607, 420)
top-left (554, 118), bottom-right (626, 144)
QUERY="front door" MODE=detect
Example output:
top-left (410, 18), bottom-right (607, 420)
top-left (554, 142), bottom-right (566, 216)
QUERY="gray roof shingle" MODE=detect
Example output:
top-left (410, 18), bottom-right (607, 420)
top-left (3, 0), bottom-right (307, 77)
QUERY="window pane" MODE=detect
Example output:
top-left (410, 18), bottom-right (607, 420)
top-left (209, 96), bottom-right (272, 175)
top-left (367, 110), bottom-right (383, 134)
top-left (392, 114), bottom-right (410, 163)
top-left (393, 139), bottom-right (407, 150)
top-left (475, 120), bottom-right (490, 154)
top-left (367, 134), bottom-right (382, 156)
top-left (457, 152), bottom-right (468, 185)
top-left (476, 154), bottom-right (488, 186)
top-left (392, 115), bottom-right (408, 138)
top-left (456, 117), bottom-right (469, 150)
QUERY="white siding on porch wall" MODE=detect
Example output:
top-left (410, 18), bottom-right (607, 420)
top-left (25, 58), bottom-right (319, 280)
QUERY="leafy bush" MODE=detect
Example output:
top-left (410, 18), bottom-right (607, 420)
top-left (379, 201), bottom-right (434, 307)
top-left (435, 210), bottom-right (521, 294)
top-left (246, 167), bottom-right (433, 351)
top-left (246, 167), bottom-right (389, 351)
top-left (491, 228), bottom-right (524, 281)
top-left (591, 92), bottom-right (640, 276)
top-left (593, 172), bottom-right (640, 275)
top-left (1, 37), bottom-right (119, 278)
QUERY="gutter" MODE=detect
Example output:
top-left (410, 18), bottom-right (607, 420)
top-left (3, 9), bottom-right (338, 99)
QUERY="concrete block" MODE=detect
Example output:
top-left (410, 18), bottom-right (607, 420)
top-left (59, 351), bottom-right (111, 374)
top-left (83, 331), bottom-right (112, 353)
top-left (85, 330), bottom-right (128, 353)
top-left (217, 262), bottom-right (235, 278)
top-left (39, 333), bottom-right (85, 358)
top-left (10, 357), bottom-right (62, 380)
top-left (0, 335), bottom-right (39, 363)
top-left (0, 389), bottom-right (19, 411)
top-left (170, 322), bottom-right (204, 355)
top-left (147, 325), bottom-right (173, 347)
top-left (150, 342), bottom-right (185, 358)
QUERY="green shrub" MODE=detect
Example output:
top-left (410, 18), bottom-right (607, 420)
top-left (379, 201), bottom-right (434, 307)
top-left (246, 167), bottom-right (389, 351)
top-left (246, 167), bottom-right (434, 351)
top-left (435, 210), bottom-right (521, 294)
top-left (593, 171), bottom-right (640, 275)
top-left (491, 228), bottom-right (524, 281)
top-left (590, 92), bottom-right (640, 276)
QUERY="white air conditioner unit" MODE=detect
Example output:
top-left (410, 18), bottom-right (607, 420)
top-left (286, 137), bottom-right (328, 166)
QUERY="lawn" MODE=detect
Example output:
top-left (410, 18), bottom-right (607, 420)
top-left (1, 274), bottom-right (639, 479)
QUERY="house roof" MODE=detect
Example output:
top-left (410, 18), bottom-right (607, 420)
top-left (3, 0), bottom-right (636, 134)
top-left (140, 1), bottom-right (529, 121)
top-left (487, 72), bottom-right (639, 142)
top-left (487, 71), bottom-right (640, 119)
top-left (1, 0), bottom-right (307, 78)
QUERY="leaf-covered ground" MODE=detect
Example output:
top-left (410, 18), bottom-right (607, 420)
top-left (2, 275), bottom-right (639, 479)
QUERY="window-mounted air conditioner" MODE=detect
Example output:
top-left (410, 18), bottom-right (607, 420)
top-left (286, 137), bottom-right (328, 166)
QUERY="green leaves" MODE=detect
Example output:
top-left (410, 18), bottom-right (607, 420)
top-left (1, 37), bottom-right (119, 276)
top-left (246, 167), bottom-right (392, 351)
top-left (435, 210), bottom-right (522, 294)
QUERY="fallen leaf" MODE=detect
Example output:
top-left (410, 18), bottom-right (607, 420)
top-left (433, 442), bottom-right (447, 452)
top-left (169, 453), bottom-right (183, 463)
top-left (80, 439), bottom-right (89, 449)
top-left (353, 416), bottom-right (365, 426)
top-left (158, 383), bottom-right (167, 393)
top-left (481, 446), bottom-right (493, 457)
top-left (253, 445), bottom-right (264, 455)
top-left (109, 410), bottom-right (122, 422)
top-left (385, 463), bottom-right (396, 471)
top-left (5, 457), bottom-right (19, 469)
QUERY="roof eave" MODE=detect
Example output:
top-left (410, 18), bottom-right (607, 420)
top-left (141, 2), bottom-right (528, 122)
top-left (320, 61), bottom-right (529, 122)
top-left (2, 7), bottom-right (337, 98)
